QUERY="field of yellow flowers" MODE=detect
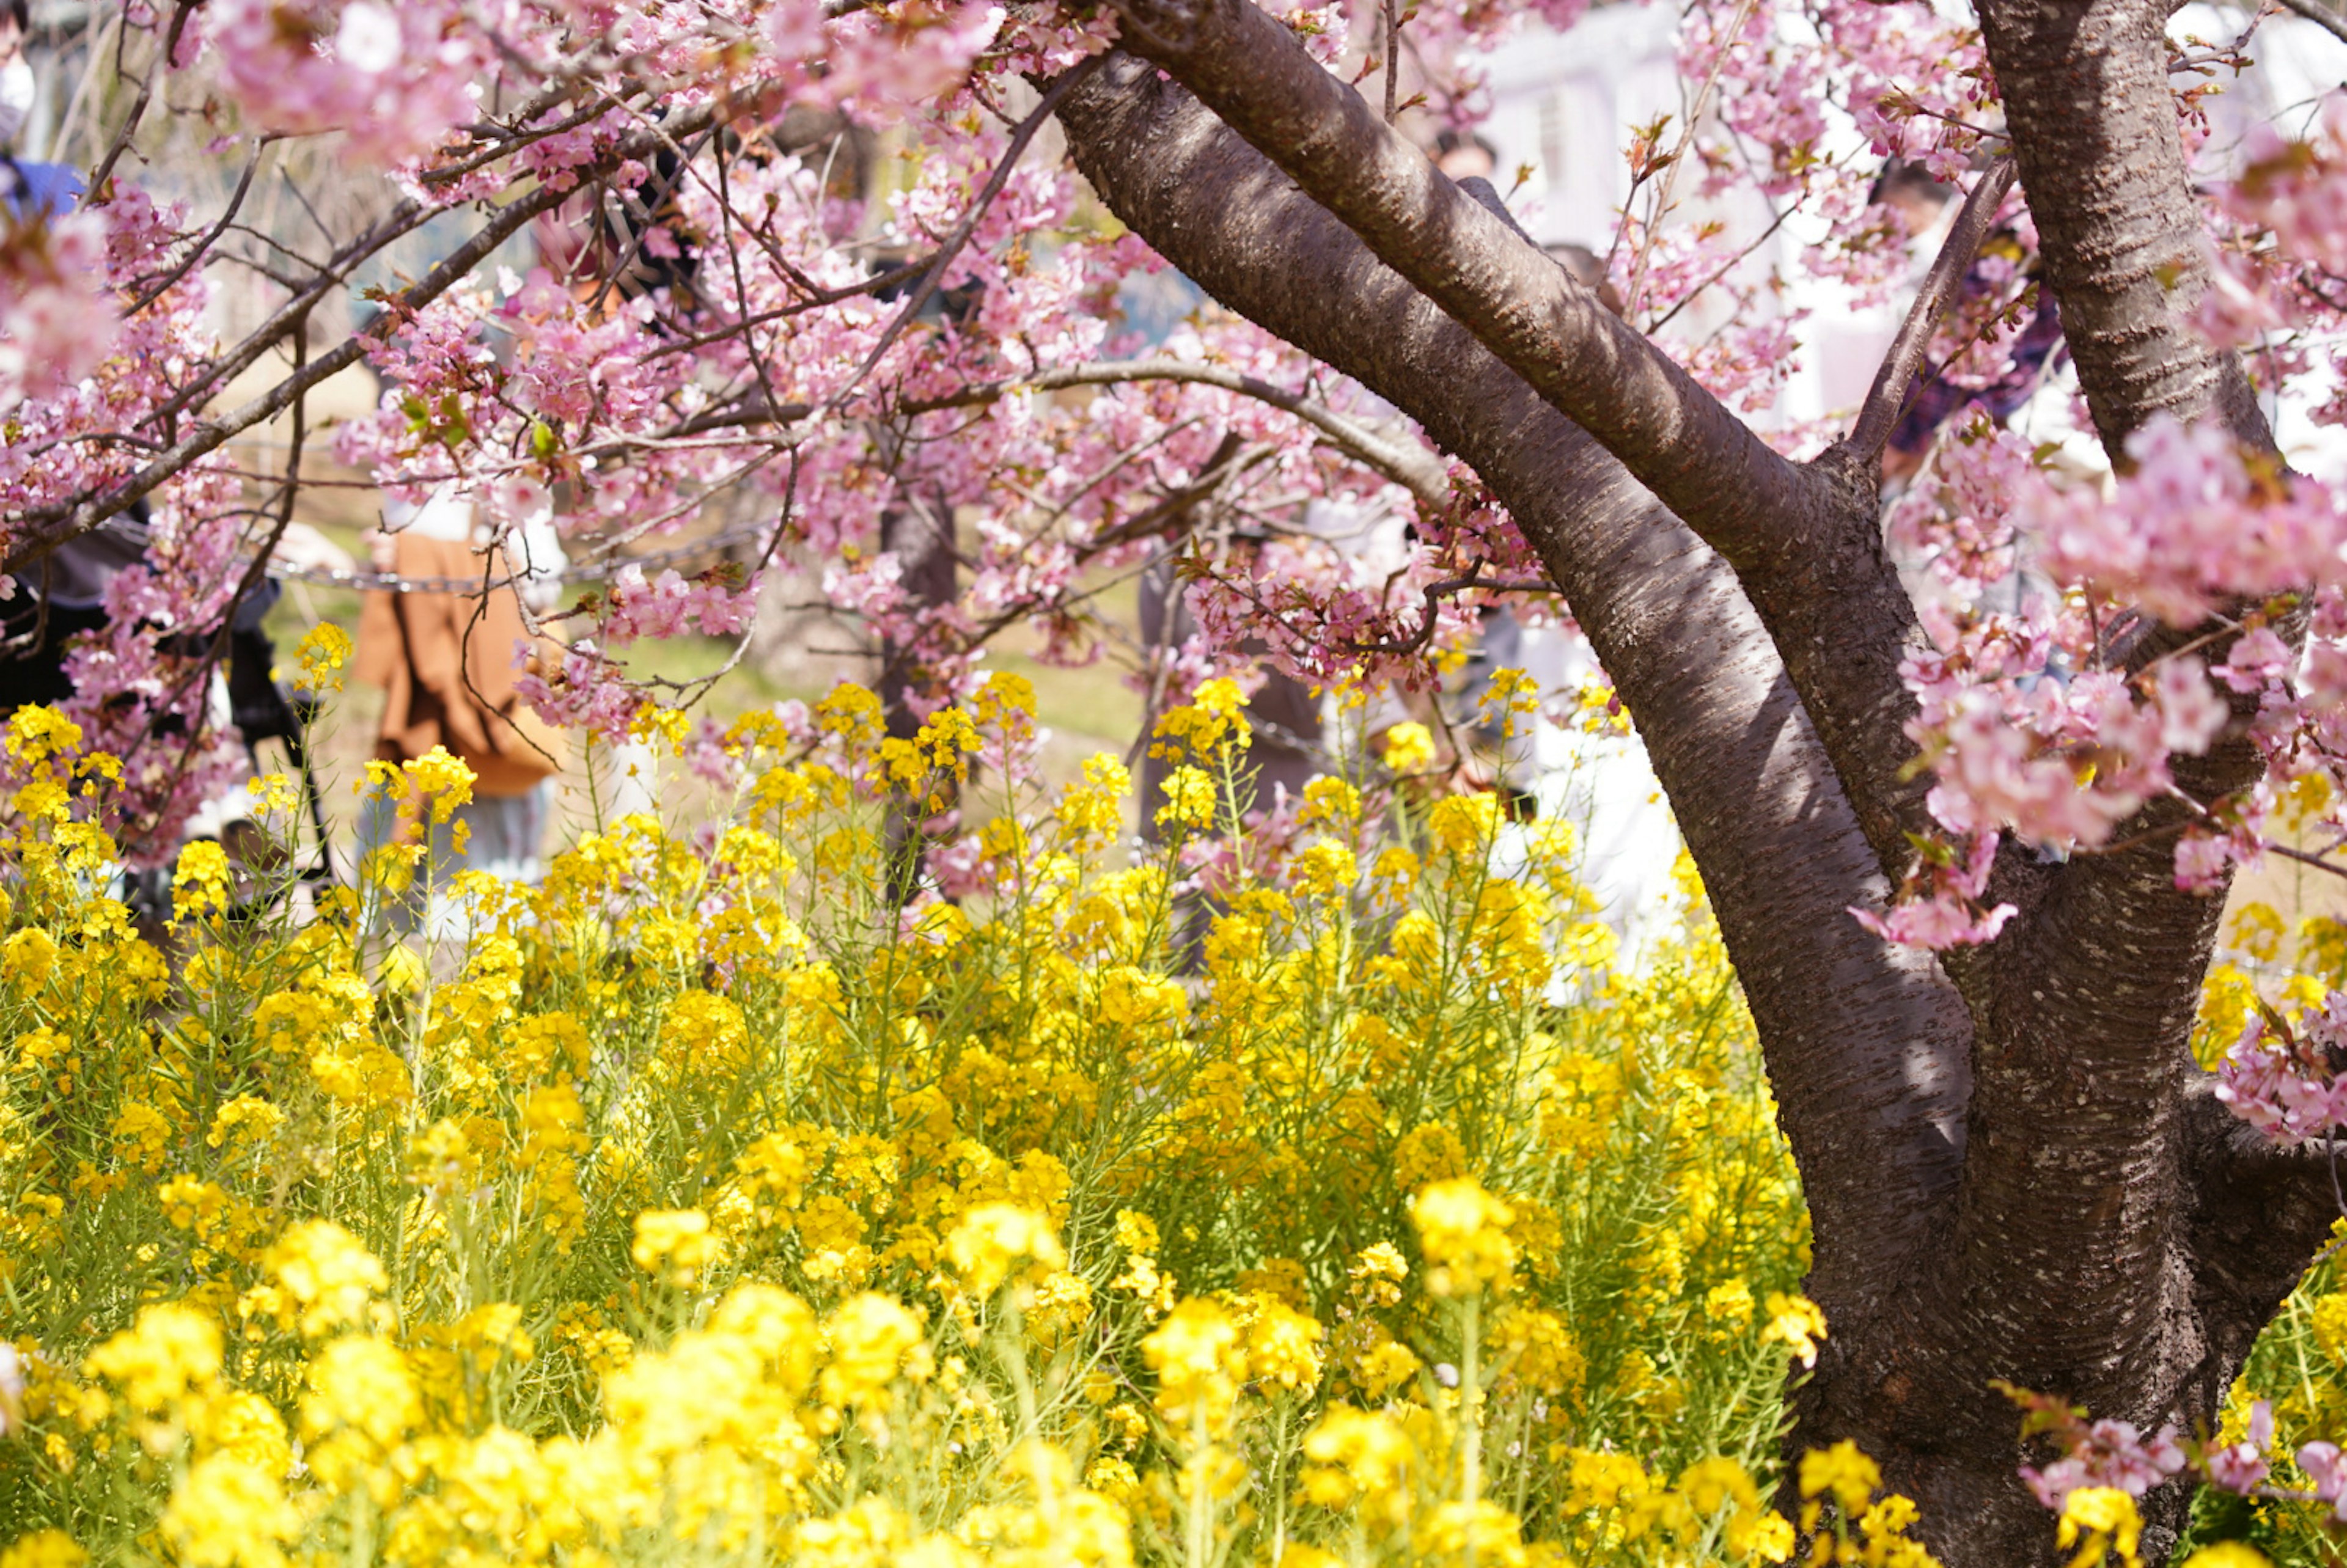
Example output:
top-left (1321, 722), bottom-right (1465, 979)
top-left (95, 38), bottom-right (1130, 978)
top-left (2, 667), bottom-right (2318, 1567)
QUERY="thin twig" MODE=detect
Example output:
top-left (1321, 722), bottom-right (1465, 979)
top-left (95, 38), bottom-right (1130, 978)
top-left (639, 255), bottom-right (932, 364)
top-left (81, 0), bottom-right (193, 202)
top-left (906, 356), bottom-right (1453, 510)
top-left (128, 139), bottom-right (272, 314)
top-left (1350, 566), bottom-right (1562, 657)
top-left (1625, 0), bottom-right (1760, 318)
top-left (1382, 0), bottom-right (1400, 123)
top-left (416, 82), bottom-right (594, 186)
top-left (2265, 841), bottom-right (2347, 884)
top-left (1644, 203), bottom-right (1793, 334)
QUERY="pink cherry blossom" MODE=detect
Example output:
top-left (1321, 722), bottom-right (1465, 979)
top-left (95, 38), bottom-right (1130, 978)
top-left (2215, 1000), bottom-right (2347, 1145)
top-left (2019, 1418), bottom-right (2187, 1510)
top-left (2299, 1442), bottom-right (2347, 1520)
top-left (2205, 1401), bottom-right (2274, 1494)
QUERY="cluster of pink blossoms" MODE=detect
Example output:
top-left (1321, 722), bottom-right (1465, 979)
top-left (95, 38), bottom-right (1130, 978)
top-left (204, 0), bottom-right (491, 166)
top-left (2291, 1439), bottom-right (2347, 1522)
top-left (593, 565), bottom-right (760, 645)
top-left (1905, 638), bottom-right (2227, 849)
top-left (2019, 1416), bottom-right (2187, 1512)
top-left (1851, 831), bottom-right (2013, 948)
top-left (2214, 995), bottom-right (2347, 1144)
top-left (1874, 401), bottom-right (2347, 942)
top-left (0, 208), bottom-right (115, 409)
top-left (2217, 93), bottom-right (2347, 280)
top-left (2017, 1393), bottom-right (2347, 1523)
top-left (2025, 415), bottom-right (2347, 628)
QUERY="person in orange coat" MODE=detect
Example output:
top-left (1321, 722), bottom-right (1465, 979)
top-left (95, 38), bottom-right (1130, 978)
top-left (351, 485), bottom-right (566, 931)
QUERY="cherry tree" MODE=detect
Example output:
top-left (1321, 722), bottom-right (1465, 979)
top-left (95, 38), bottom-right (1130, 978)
top-left (12, 0), bottom-right (2347, 1556)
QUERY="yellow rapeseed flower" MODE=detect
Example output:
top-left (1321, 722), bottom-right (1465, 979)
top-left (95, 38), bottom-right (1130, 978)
top-left (1380, 722), bottom-right (1436, 773)
top-left (632, 1208), bottom-right (722, 1284)
top-left (1762, 1291), bottom-right (1827, 1368)
top-left (1797, 1439), bottom-right (1879, 1525)
top-left (0, 1531), bottom-right (85, 1568)
top-left (84, 1304), bottom-right (222, 1416)
top-left (945, 1203), bottom-right (1066, 1299)
top-left (1409, 1178), bottom-right (1517, 1297)
top-left (2056, 1487), bottom-right (2141, 1568)
top-left (159, 1453), bottom-right (301, 1568)
top-left (821, 1293), bottom-right (930, 1410)
top-left (292, 623), bottom-right (353, 694)
top-left (263, 1220), bottom-right (387, 1338)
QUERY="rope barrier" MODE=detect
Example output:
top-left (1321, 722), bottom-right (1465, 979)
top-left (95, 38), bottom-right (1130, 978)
top-left (262, 519), bottom-right (779, 596)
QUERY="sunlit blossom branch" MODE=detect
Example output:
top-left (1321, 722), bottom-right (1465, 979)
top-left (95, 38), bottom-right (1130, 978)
top-left (1082, 430), bottom-right (1259, 550)
top-left (9, 103), bottom-right (722, 575)
top-left (1642, 204), bottom-right (1794, 335)
top-left (630, 254), bottom-right (939, 372)
top-left (1345, 564), bottom-right (1562, 658)
top-left (415, 81), bottom-right (582, 184)
top-left (1624, 0), bottom-right (1761, 319)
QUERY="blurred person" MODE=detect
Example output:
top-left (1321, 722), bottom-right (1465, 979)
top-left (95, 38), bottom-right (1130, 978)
top-left (1873, 158), bottom-right (1956, 249)
top-left (1871, 157), bottom-right (2068, 485)
top-left (1433, 128), bottom-right (1498, 183)
top-left (527, 115), bottom-right (709, 322)
top-left (1545, 240), bottom-right (1626, 315)
top-left (0, 0), bottom-right (76, 222)
top-left (0, 0), bottom-right (40, 164)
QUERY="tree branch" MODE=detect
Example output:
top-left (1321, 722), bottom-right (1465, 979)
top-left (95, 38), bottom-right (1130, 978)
top-left (81, 0), bottom-right (193, 203)
top-left (2272, 0), bottom-right (2347, 51)
top-left (1346, 565), bottom-right (1561, 658)
top-left (1848, 158), bottom-right (2020, 464)
top-left (9, 104), bottom-right (721, 575)
top-left (835, 57), bottom-right (1104, 405)
top-left (1979, 0), bottom-right (2268, 450)
top-left (1908, 0), bottom-right (2304, 1444)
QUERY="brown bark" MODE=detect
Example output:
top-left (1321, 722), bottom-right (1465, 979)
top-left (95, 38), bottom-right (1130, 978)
top-left (1888, 1), bottom-right (2323, 1554)
top-left (1978, 0), bottom-right (2271, 450)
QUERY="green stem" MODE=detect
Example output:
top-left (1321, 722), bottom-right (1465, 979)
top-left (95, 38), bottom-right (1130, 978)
top-left (1268, 1396), bottom-right (1291, 1566)
top-left (1463, 1289), bottom-right (1484, 1566)
top-left (1188, 1402), bottom-right (1213, 1568)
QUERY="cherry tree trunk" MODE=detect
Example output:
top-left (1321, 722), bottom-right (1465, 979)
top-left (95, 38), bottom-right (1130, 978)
top-left (877, 488), bottom-right (960, 903)
top-left (1042, 0), bottom-right (2347, 1555)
